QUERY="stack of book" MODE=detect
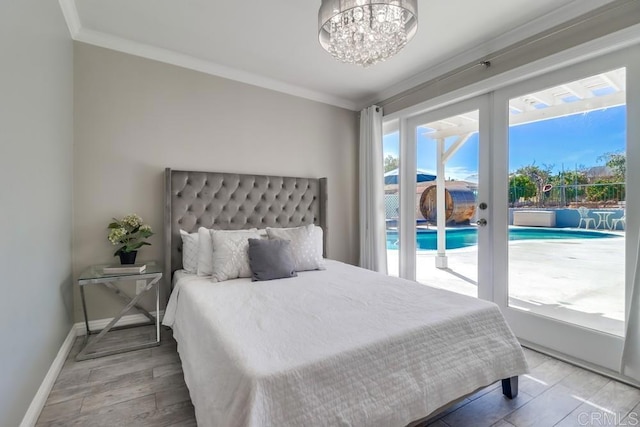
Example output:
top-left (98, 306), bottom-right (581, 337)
top-left (102, 264), bottom-right (147, 274)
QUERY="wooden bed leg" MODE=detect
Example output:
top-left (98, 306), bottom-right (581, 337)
top-left (501, 376), bottom-right (518, 399)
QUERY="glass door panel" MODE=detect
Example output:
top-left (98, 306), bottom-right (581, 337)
top-left (506, 67), bottom-right (626, 336)
top-left (414, 111), bottom-right (480, 297)
top-left (406, 97), bottom-right (488, 298)
top-left (493, 53), bottom-right (633, 371)
top-left (383, 126), bottom-right (400, 277)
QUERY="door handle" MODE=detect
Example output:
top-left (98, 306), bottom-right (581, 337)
top-left (477, 218), bottom-right (488, 227)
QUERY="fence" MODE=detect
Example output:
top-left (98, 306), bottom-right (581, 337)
top-left (510, 182), bottom-right (625, 208)
top-left (387, 182), bottom-right (625, 223)
top-left (385, 194), bottom-right (399, 219)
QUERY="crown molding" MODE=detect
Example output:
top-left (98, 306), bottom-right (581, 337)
top-left (359, 0), bottom-right (617, 108)
top-left (58, 0), bottom-right (618, 112)
top-left (74, 29), bottom-right (359, 111)
top-left (58, 0), bottom-right (80, 38)
top-left (57, 0), bottom-right (358, 110)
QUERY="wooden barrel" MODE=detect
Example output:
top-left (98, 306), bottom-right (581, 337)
top-left (419, 186), bottom-right (476, 224)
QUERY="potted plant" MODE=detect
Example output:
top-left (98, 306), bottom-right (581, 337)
top-left (108, 214), bottom-right (154, 264)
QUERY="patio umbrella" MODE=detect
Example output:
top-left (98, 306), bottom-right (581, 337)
top-left (384, 168), bottom-right (436, 185)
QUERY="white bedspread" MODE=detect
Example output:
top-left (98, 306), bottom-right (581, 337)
top-left (163, 260), bottom-right (528, 427)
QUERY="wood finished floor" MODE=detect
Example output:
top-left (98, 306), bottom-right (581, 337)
top-left (37, 326), bottom-right (640, 427)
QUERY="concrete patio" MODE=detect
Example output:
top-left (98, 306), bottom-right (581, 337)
top-left (386, 229), bottom-right (625, 336)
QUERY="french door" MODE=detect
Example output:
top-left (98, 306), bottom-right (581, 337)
top-left (391, 45), bottom-right (639, 372)
top-left (492, 48), bottom-right (637, 370)
top-left (397, 96), bottom-right (492, 300)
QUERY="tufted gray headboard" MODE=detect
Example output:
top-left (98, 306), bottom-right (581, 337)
top-left (164, 168), bottom-right (328, 285)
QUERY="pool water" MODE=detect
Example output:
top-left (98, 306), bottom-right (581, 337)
top-left (386, 227), bottom-right (621, 250)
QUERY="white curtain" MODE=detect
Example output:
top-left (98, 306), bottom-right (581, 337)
top-left (621, 231), bottom-right (640, 381)
top-left (359, 105), bottom-right (387, 273)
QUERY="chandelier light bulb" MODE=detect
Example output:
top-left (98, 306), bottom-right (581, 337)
top-left (318, 0), bottom-right (418, 67)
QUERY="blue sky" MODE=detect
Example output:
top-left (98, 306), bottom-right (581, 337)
top-left (383, 105), bottom-right (626, 182)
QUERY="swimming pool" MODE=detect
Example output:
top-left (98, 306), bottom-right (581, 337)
top-left (385, 227), bottom-right (621, 250)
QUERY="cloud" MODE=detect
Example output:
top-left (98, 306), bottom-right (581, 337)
top-left (445, 166), bottom-right (479, 182)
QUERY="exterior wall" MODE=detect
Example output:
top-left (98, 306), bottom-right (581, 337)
top-left (508, 208), bottom-right (625, 229)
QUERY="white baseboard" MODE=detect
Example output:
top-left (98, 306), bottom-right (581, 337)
top-left (20, 311), bottom-right (165, 427)
top-left (74, 310), bottom-right (165, 336)
top-left (19, 327), bottom-right (76, 427)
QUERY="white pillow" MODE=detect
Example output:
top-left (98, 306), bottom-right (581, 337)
top-left (266, 224), bottom-right (325, 271)
top-left (211, 229), bottom-right (261, 282)
top-left (197, 227), bottom-right (215, 276)
top-left (179, 230), bottom-right (199, 274)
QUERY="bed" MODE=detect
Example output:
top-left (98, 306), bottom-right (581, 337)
top-left (162, 168), bottom-right (528, 427)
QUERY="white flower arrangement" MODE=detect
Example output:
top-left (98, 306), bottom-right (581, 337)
top-left (108, 214), bottom-right (154, 256)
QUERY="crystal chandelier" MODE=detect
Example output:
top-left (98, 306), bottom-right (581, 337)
top-left (318, 0), bottom-right (418, 67)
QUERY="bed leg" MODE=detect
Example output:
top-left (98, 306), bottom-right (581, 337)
top-left (501, 376), bottom-right (518, 399)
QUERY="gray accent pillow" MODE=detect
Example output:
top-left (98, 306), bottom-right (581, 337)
top-left (248, 238), bottom-right (297, 281)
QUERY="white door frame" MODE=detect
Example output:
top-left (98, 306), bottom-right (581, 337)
top-left (492, 46), bottom-right (639, 371)
top-left (390, 43), bottom-right (640, 373)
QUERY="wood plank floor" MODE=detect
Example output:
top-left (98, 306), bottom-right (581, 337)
top-left (37, 326), bottom-right (640, 426)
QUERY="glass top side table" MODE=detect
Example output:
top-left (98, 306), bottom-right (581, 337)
top-left (76, 261), bottom-right (163, 361)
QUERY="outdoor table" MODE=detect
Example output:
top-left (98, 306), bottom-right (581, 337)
top-left (592, 211), bottom-right (614, 230)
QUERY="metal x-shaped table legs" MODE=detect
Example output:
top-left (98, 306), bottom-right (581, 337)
top-left (76, 274), bottom-right (161, 361)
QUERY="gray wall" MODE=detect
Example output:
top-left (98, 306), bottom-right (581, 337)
top-left (73, 43), bottom-right (359, 321)
top-left (0, 1), bottom-right (74, 426)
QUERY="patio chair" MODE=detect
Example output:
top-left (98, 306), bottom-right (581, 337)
top-left (577, 206), bottom-right (595, 229)
top-left (611, 214), bottom-right (625, 230)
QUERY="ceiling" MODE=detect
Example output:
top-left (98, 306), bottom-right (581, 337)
top-left (59, 0), bottom-right (615, 111)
